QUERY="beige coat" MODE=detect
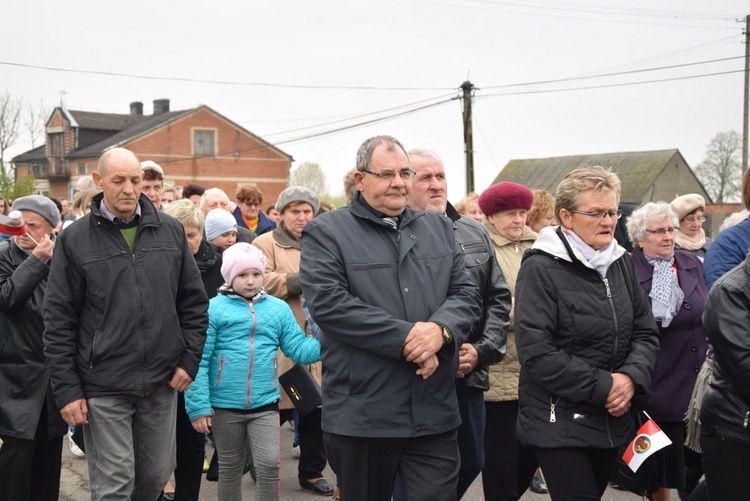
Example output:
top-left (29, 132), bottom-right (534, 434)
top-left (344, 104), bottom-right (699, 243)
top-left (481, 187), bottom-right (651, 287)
top-left (483, 221), bottom-right (537, 402)
top-left (253, 225), bottom-right (322, 410)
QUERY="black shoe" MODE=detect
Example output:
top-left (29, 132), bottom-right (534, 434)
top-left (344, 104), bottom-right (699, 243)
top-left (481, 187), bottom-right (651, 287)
top-left (530, 475), bottom-right (548, 494)
top-left (300, 478), bottom-right (335, 496)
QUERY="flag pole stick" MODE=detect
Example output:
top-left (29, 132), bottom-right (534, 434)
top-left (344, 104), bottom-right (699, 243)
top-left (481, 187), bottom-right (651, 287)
top-left (25, 233), bottom-right (40, 246)
top-left (643, 411), bottom-right (652, 421)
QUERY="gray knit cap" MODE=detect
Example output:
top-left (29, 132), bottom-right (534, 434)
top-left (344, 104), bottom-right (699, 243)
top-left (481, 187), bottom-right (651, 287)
top-left (275, 186), bottom-right (320, 214)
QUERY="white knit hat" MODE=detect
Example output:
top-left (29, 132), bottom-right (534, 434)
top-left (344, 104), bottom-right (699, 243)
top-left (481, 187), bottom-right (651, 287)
top-left (205, 209), bottom-right (237, 241)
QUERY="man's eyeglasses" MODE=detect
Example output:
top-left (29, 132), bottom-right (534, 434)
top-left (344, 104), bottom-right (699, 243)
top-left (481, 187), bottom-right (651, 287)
top-left (242, 200), bottom-right (260, 207)
top-left (646, 227), bottom-right (677, 237)
top-left (568, 209), bottom-right (624, 220)
top-left (362, 168), bottom-right (416, 181)
top-left (682, 216), bottom-right (707, 224)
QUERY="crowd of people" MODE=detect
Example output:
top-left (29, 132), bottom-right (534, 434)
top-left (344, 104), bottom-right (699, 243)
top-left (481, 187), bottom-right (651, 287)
top-left (0, 136), bottom-right (748, 501)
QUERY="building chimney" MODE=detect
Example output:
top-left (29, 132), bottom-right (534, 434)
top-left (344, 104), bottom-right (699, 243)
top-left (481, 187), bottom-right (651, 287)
top-left (153, 99), bottom-right (170, 115)
top-left (130, 101), bottom-right (143, 116)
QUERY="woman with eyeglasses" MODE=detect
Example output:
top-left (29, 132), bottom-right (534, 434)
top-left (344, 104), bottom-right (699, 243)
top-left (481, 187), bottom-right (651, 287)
top-left (514, 166), bottom-right (659, 500)
top-left (626, 202), bottom-right (708, 501)
top-left (670, 194), bottom-right (712, 261)
top-left (233, 184), bottom-right (277, 237)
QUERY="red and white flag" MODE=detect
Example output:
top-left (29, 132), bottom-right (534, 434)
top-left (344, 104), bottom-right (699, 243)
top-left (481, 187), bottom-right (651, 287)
top-left (0, 211), bottom-right (26, 236)
top-left (622, 415), bottom-right (672, 473)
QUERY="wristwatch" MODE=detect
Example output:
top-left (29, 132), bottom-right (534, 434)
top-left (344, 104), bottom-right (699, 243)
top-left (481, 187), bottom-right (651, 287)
top-left (441, 325), bottom-right (453, 345)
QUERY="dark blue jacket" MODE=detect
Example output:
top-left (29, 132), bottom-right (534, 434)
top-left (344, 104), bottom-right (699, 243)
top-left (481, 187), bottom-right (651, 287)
top-left (300, 193), bottom-right (481, 438)
top-left (704, 217), bottom-right (750, 289)
top-left (233, 206), bottom-right (276, 236)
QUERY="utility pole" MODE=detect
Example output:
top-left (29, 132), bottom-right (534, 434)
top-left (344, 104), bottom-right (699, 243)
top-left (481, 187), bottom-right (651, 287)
top-left (743, 15), bottom-right (749, 172)
top-left (461, 81), bottom-right (475, 193)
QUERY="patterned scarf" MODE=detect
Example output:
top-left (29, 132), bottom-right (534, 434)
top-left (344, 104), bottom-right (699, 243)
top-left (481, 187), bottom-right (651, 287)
top-left (644, 253), bottom-right (684, 327)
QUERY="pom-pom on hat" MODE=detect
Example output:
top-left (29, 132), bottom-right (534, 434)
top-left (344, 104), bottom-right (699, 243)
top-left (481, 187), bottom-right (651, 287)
top-left (205, 209), bottom-right (237, 241)
top-left (12, 195), bottom-right (61, 228)
top-left (221, 243), bottom-right (267, 285)
top-left (670, 194), bottom-right (705, 220)
top-left (478, 182), bottom-right (534, 216)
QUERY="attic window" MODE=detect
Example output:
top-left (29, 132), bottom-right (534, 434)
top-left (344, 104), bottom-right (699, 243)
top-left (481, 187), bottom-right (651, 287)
top-left (194, 129), bottom-right (215, 157)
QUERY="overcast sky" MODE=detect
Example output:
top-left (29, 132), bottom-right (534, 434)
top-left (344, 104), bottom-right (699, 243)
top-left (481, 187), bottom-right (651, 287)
top-left (2, 0), bottom-right (748, 202)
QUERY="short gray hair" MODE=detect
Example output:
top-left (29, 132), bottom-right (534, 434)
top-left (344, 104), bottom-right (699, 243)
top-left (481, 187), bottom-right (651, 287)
top-left (356, 135), bottom-right (408, 172)
top-left (407, 148), bottom-right (443, 164)
top-left (555, 165), bottom-right (621, 217)
top-left (626, 202), bottom-right (678, 247)
top-left (200, 188), bottom-right (230, 209)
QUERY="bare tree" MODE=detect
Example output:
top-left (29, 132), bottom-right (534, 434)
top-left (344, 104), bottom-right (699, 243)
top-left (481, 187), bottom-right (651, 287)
top-left (694, 130), bottom-right (743, 203)
top-left (0, 90), bottom-right (23, 171)
top-left (290, 161), bottom-right (327, 196)
top-left (25, 98), bottom-right (49, 148)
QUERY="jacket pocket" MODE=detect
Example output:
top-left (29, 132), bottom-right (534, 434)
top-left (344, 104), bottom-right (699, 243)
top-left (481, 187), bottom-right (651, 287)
top-left (215, 354), bottom-right (225, 387)
top-left (462, 241), bottom-right (490, 269)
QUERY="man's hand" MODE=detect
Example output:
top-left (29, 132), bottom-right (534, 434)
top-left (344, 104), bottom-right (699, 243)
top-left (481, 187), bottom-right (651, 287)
top-left (456, 343), bottom-right (479, 378)
top-left (168, 367), bottom-right (193, 392)
top-left (192, 415), bottom-right (212, 434)
top-left (31, 233), bottom-right (54, 264)
top-left (416, 354), bottom-right (439, 379)
top-left (60, 399), bottom-right (89, 426)
top-left (402, 322), bottom-right (443, 364)
top-left (606, 372), bottom-right (635, 417)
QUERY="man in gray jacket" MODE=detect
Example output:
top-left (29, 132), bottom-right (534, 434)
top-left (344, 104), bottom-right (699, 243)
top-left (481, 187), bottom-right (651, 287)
top-left (407, 149), bottom-right (510, 499)
top-left (300, 135), bottom-right (481, 501)
top-left (44, 148), bottom-right (208, 500)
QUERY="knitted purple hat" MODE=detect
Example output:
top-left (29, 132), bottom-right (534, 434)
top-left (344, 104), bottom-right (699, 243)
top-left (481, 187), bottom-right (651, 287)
top-left (478, 182), bottom-right (534, 216)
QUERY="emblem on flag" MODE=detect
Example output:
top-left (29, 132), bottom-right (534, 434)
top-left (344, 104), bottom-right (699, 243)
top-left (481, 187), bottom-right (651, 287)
top-left (622, 412), bottom-right (672, 473)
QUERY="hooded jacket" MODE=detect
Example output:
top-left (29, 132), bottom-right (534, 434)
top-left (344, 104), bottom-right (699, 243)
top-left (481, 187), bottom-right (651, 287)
top-left (300, 193), bottom-right (482, 438)
top-left (0, 238), bottom-right (67, 440)
top-left (514, 226), bottom-right (659, 449)
top-left (44, 193), bottom-right (209, 408)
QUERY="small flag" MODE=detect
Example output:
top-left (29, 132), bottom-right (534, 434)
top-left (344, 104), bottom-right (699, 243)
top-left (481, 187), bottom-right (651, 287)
top-left (622, 415), bottom-right (672, 473)
top-left (0, 210), bottom-right (27, 236)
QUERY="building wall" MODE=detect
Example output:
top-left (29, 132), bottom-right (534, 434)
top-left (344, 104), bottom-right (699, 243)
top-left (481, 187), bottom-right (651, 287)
top-left (642, 155), bottom-right (710, 205)
top-left (122, 107), bottom-right (290, 205)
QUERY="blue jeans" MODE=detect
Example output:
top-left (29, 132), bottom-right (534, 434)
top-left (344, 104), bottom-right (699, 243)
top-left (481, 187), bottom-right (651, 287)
top-left (83, 384), bottom-right (177, 501)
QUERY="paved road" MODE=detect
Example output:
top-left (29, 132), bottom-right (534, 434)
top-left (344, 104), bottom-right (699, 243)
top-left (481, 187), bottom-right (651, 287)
top-left (59, 424), bottom-right (680, 500)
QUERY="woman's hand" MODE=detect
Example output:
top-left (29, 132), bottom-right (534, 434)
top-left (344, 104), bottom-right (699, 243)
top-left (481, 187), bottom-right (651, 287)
top-left (192, 415), bottom-right (212, 434)
top-left (606, 373), bottom-right (635, 417)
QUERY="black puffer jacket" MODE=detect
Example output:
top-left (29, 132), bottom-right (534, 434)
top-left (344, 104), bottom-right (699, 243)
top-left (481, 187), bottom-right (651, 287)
top-left (44, 194), bottom-right (209, 409)
top-left (447, 203), bottom-right (510, 391)
top-left (0, 239), bottom-right (67, 440)
top-left (514, 227), bottom-right (659, 449)
top-left (701, 253), bottom-right (750, 446)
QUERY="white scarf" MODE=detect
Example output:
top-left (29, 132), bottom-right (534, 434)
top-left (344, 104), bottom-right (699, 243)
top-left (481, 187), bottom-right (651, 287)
top-left (562, 227), bottom-right (617, 278)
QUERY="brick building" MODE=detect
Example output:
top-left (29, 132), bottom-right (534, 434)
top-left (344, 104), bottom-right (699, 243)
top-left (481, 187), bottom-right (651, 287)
top-left (12, 99), bottom-right (292, 205)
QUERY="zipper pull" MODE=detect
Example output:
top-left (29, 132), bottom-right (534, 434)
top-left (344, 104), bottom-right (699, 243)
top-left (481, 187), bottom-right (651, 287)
top-left (550, 402), bottom-right (557, 423)
top-left (603, 278), bottom-right (611, 298)
top-left (514, 241), bottom-right (519, 253)
top-left (744, 411), bottom-right (749, 428)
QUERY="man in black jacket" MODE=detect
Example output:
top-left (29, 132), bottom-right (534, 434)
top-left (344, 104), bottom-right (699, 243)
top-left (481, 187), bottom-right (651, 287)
top-left (0, 196), bottom-right (67, 501)
top-left (44, 148), bottom-right (209, 501)
top-left (300, 136), bottom-right (481, 501)
top-left (407, 149), bottom-right (510, 499)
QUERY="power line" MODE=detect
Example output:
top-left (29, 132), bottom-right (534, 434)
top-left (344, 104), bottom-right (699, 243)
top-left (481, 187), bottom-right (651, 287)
top-left (0, 61), bottom-right (453, 92)
top-left (479, 68), bottom-right (744, 98)
top-left (483, 55), bottom-right (745, 90)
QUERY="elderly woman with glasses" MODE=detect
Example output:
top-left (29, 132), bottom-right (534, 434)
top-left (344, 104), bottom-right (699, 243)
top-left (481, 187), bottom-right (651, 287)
top-left (627, 202), bottom-right (708, 501)
top-left (670, 194), bottom-right (711, 260)
top-left (514, 166), bottom-right (659, 500)
top-left (233, 184), bottom-right (276, 236)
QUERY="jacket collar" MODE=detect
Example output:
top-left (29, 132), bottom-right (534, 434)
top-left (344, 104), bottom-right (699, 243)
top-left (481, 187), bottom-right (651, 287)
top-left (89, 192), bottom-right (161, 229)
top-left (632, 247), bottom-right (702, 299)
top-left (349, 191), bottom-right (423, 229)
top-left (271, 222), bottom-right (301, 250)
top-left (482, 218), bottom-right (537, 248)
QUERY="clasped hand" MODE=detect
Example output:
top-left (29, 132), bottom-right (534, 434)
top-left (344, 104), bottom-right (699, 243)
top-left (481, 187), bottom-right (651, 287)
top-left (402, 322), bottom-right (443, 379)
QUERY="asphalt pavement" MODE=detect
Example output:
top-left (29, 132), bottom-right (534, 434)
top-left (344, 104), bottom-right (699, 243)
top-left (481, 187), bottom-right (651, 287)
top-left (58, 423), bottom-right (680, 500)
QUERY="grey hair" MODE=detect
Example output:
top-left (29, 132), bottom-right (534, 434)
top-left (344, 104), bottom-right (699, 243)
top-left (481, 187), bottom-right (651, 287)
top-left (407, 148), bottom-right (443, 164)
top-left (626, 201), bottom-right (678, 247)
top-left (164, 198), bottom-right (206, 233)
top-left (356, 135), bottom-right (408, 172)
top-left (200, 188), bottom-right (230, 209)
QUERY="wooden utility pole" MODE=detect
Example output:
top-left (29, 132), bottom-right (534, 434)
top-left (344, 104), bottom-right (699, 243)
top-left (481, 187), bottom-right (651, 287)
top-left (743, 14), bottom-right (749, 172)
top-left (461, 81), bottom-right (475, 193)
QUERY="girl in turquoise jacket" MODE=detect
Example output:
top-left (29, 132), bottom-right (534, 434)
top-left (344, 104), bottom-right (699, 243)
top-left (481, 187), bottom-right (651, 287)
top-left (186, 243), bottom-right (320, 501)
